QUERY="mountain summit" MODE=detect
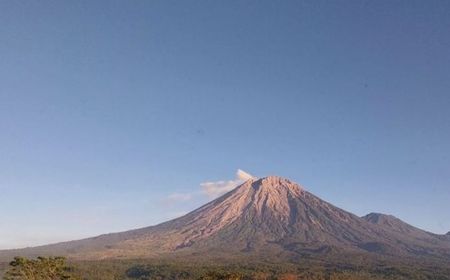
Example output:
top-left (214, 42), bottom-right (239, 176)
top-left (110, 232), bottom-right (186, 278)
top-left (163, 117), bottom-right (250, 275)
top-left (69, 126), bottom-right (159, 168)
top-left (1, 176), bottom-right (449, 262)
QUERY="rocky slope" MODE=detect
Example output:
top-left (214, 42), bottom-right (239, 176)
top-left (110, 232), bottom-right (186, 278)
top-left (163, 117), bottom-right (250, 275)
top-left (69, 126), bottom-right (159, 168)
top-left (1, 176), bottom-right (449, 262)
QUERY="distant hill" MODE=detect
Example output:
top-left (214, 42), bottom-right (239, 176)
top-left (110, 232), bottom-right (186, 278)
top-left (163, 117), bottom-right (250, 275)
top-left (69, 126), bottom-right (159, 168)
top-left (1, 176), bottom-right (450, 264)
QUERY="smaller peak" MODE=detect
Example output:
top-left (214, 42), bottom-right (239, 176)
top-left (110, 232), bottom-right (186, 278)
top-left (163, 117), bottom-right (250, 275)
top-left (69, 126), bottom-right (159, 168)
top-left (363, 212), bottom-right (394, 221)
top-left (364, 212), bottom-right (383, 217)
top-left (363, 213), bottom-right (379, 222)
top-left (446, 231), bottom-right (450, 236)
top-left (363, 213), bottom-right (402, 226)
top-left (363, 212), bottom-right (394, 218)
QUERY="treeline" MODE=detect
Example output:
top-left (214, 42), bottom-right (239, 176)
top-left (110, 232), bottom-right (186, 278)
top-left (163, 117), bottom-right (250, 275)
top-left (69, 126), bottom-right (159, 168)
top-left (119, 264), bottom-right (450, 280)
top-left (2, 257), bottom-right (450, 280)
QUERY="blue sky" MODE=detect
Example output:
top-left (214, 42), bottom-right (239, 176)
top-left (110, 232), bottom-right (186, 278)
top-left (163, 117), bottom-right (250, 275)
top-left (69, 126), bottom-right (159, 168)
top-left (1, 0), bottom-right (449, 249)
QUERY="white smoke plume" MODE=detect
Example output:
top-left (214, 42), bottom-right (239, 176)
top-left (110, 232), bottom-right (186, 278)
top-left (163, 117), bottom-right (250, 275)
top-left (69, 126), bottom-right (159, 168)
top-left (201, 169), bottom-right (255, 198)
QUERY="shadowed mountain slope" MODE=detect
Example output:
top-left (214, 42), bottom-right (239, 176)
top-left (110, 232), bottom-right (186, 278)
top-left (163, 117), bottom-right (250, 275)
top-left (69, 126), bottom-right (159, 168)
top-left (1, 176), bottom-right (449, 262)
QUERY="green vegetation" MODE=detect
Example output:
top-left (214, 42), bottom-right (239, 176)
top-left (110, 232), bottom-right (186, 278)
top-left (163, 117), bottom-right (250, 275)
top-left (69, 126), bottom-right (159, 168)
top-left (2, 257), bottom-right (450, 280)
top-left (2, 257), bottom-right (79, 280)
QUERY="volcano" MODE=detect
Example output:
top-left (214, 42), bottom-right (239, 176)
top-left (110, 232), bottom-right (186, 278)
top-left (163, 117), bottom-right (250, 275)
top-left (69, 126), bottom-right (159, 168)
top-left (1, 176), bottom-right (449, 262)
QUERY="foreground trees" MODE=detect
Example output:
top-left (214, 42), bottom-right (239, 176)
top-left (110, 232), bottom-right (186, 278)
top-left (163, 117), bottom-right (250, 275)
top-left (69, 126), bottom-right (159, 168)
top-left (3, 257), bottom-right (79, 280)
top-left (3, 257), bottom-right (447, 279)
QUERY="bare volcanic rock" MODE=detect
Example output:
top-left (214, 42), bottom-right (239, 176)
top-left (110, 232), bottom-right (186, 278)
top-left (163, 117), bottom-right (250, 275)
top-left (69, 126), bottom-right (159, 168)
top-left (1, 176), bottom-right (450, 262)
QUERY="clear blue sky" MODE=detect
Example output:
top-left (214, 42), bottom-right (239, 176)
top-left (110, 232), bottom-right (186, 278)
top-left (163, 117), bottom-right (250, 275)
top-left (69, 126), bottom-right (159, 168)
top-left (1, 0), bottom-right (449, 249)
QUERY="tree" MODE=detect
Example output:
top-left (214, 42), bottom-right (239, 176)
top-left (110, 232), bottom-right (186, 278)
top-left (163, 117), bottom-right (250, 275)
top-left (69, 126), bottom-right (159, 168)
top-left (3, 256), bottom-right (80, 280)
top-left (198, 271), bottom-right (250, 280)
top-left (277, 274), bottom-right (298, 280)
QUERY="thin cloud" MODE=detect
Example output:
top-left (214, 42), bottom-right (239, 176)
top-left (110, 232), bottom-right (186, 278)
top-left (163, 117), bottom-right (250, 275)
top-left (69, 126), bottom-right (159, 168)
top-left (201, 169), bottom-right (255, 198)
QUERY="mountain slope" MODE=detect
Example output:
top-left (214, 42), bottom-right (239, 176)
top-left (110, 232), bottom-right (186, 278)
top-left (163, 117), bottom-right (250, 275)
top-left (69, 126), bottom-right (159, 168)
top-left (1, 176), bottom-right (449, 262)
